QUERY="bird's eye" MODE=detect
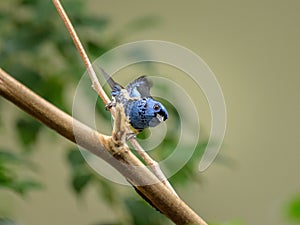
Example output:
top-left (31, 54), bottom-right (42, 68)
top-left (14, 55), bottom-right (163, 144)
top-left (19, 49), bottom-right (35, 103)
top-left (153, 104), bottom-right (160, 110)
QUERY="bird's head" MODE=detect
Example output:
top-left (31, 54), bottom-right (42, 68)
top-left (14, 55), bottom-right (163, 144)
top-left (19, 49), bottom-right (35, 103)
top-left (128, 97), bottom-right (168, 131)
top-left (146, 98), bottom-right (168, 127)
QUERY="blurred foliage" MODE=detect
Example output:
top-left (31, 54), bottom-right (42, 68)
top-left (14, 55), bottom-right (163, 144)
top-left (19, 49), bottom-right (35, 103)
top-left (15, 116), bottom-right (42, 151)
top-left (66, 148), bottom-right (117, 205)
top-left (0, 0), bottom-right (230, 225)
top-left (287, 196), bottom-right (300, 224)
top-left (0, 149), bottom-right (42, 195)
top-left (0, 218), bottom-right (19, 225)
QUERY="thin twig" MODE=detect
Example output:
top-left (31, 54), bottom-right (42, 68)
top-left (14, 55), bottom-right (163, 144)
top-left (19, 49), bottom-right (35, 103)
top-left (52, 0), bottom-right (110, 105)
top-left (0, 68), bottom-right (208, 225)
top-left (52, 0), bottom-right (177, 195)
top-left (129, 138), bottom-right (178, 196)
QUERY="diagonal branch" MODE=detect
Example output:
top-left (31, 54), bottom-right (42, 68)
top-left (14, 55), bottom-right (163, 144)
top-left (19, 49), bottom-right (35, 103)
top-left (51, 0), bottom-right (110, 105)
top-left (52, 0), bottom-right (177, 195)
top-left (1, 1), bottom-right (207, 224)
top-left (0, 68), bottom-right (208, 225)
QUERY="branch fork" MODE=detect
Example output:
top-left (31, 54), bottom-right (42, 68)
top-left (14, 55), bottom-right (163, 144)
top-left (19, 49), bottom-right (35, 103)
top-left (0, 0), bottom-right (209, 224)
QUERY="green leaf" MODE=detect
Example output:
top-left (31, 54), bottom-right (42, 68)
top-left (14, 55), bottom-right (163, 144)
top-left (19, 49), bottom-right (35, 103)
top-left (67, 148), bottom-right (86, 168)
top-left (38, 76), bottom-right (67, 112)
top-left (20, 0), bottom-right (39, 5)
top-left (15, 117), bottom-right (42, 150)
top-left (0, 151), bottom-right (21, 163)
top-left (75, 16), bottom-right (109, 30)
top-left (66, 149), bottom-right (118, 204)
top-left (0, 149), bottom-right (37, 171)
top-left (66, 148), bottom-right (93, 195)
top-left (0, 218), bottom-right (18, 225)
top-left (97, 180), bottom-right (116, 206)
top-left (8, 179), bottom-right (43, 196)
top-left (287, 196), bottom-right (300, 222)
top-left (166, 142), bottom-right (207, 186)
top-left (0, 149), bottom-right (41, 195)
top-left (71, 172), bottom-right (93, 195)
top-left (0, 165), bottom-right (15, 184)
top-left (0, 169), bottom-right (42, 196)
top-left (66, 148), bottom-right (94, 195)
top-left (125, 15), bottom-right (161, 32)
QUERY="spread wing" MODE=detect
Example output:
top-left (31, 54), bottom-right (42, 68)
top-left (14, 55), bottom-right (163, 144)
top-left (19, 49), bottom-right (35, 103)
top-left (126, 76), bottom-right (153, 98)
top-left (97, 64), bottom-right (122, 89)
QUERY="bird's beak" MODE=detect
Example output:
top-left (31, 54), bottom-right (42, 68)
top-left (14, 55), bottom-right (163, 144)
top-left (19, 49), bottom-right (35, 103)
top-left (156, 114), bottom-right (165, 123)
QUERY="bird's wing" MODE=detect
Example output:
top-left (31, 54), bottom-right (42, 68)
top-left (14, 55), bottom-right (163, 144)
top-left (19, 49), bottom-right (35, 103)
top-left (96, 64), bottom-right (123, 89)
top-left (126, 76), bottom-right (153, 98)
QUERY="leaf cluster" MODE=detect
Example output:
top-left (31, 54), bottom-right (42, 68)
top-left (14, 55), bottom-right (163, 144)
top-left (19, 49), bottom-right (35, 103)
top-left (0, 149), bottom-right (41, 195)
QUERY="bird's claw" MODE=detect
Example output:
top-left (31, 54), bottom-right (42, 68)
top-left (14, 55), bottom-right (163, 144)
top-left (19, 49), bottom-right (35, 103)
top-left (126, 133), bottom-right (136, 141)
top-left (105, 101), bottom-right (116, 111)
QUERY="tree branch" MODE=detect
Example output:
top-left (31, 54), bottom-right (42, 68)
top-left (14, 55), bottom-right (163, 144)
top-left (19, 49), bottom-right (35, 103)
top-left (52, 0), bottom-right (177, 196)
top-left (0, 68), bottom-right (208, 225)
top-left (51, 0), bottom-right (110, 105)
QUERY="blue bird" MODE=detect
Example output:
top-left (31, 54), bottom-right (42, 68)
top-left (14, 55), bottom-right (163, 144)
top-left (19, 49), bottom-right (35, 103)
top-left (98, 67), bottom-right (168, 134)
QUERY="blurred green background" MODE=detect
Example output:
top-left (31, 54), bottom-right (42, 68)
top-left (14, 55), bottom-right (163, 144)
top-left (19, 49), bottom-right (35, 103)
top-left (1, 0), bottom-right (300, 225)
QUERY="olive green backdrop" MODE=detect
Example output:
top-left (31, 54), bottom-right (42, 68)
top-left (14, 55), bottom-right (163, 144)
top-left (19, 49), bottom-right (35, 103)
top-left (1, 0), bottom-right (300, 225)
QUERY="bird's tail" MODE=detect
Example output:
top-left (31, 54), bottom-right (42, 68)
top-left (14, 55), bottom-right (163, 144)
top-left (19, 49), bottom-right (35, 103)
top-left (96, 64), bottom-right (117, 89)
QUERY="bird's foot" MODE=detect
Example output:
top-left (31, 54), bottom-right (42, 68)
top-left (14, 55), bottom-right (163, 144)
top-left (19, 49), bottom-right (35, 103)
top-left (126, 132), bottom-right (136, 141)
top-left (105, 101), bottom-right (116, 111)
